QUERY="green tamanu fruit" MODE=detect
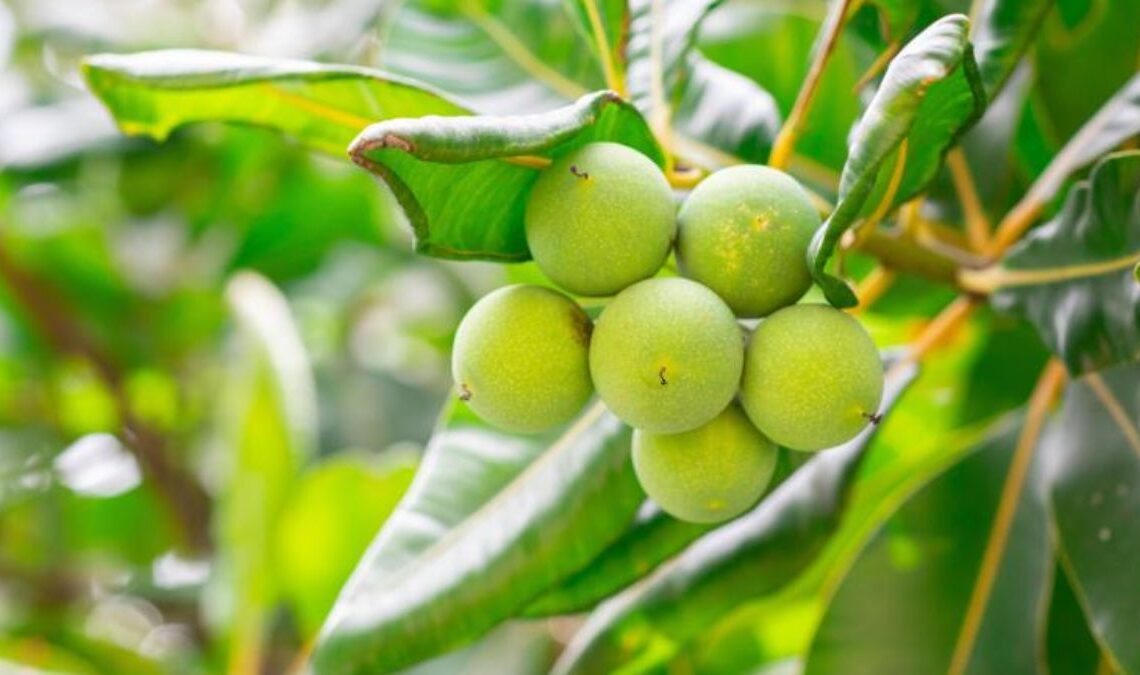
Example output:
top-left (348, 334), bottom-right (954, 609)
top-left (452, 284), bottom-right (592, 433)
top-left (633, 403), bottom-right (778, 524)
top-left (740, 304), bottom-right (883, 452)
top-left (589, 277), bottom-right (743, 433)
top-left (525, 142), bottom-right (675, 297)
top-left (676, 165), bottom-right (820, 317)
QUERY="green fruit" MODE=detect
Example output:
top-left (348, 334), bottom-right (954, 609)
top-left (525, 142), bottom-right (675, 296)
top-left (740, 304), bottom-right (883, 452)
top-left (633, 403), bottom-right (778, 524)
top-left (676, 165), bottom-right (820, 317)
top-left (590, 277), bottom-right (743, 433)
top-left (452, 284), bottom-right (593, 433)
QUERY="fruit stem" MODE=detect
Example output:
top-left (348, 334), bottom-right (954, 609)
top-left (768, 0), bottom-right (857, 169)
top-left (851, 227), bottom-right (971, 290)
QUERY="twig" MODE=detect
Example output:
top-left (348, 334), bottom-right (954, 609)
top-left (0, 238), bottom-right (212, 552)
top-left (947, 148), bottom-right (991, 251)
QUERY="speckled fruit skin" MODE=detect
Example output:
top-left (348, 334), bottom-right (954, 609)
top-left (524, 142), bottom-right (676, 297)
top-left (452, 284), bottom-right (593, 433)
top-left (740, 304), bottom-right (883, 452)
top-left (633, 403), bottom-right (778, 524)
top-left (676, 165), bottom-right (820, 317)
top-left (589, 277), bottom-right (744, 433)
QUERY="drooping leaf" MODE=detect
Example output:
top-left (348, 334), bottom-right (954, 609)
top-left (82, 49), bottom-right (469, 157)
top-left (1043, 361), bottom-right (1140, 673)
top-left (808, 14), bottom-right (986, 307)
top-left (347, 91), bottom-right (662, 261)
top-left (313, 403), bottom-right (645, 674)
top-left (551, 362), bottom-right (918, 675)
top-left (985, 151), bottom-right (1140, 375)
top-left (971, 0), bottom-right (1053, 97)
top-left (805, 415), bottom-right (1051, 673)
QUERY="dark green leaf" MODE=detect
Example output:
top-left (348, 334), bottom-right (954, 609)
top-left (624, 0), bottom-right (780, 163)
top-left (1043, 361), bottom-right (1140, 673)
top-left (347, 91), bottom-right (662, 261)
top-left (551, 362), bottom-right (918, 675)
top-left (986, 151), bottom-right (1140, 375)
top-left (971, 0), bottom-right (1054, 96)
top-left (313, 403), bottom-right (644, 674)
top-left (806, 416), bottom-right (1051, 673)
top-left (82, 49), bottom-right (468, 156)
top-left (808, 14), bottom-right (986, 307)
top-left (1019, 73), bottom-right (1140, 209)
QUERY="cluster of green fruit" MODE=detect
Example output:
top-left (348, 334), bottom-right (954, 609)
top-left (451, 142), bottom-right (884, 524)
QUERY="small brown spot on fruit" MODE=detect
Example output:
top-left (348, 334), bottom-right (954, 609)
top-left (569, 165), bottom-right (590, 180)
top-left (658, 366), bottom-right (668, 386)
top-left (862, 411), bottom-right (882, 424)
top-left (459, 383), bottom-right (473, 402)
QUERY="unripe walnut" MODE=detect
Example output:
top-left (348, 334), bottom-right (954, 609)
top-left (451, 284), bottom-right (592, 433)
top-left (633, 403), bottom-right (778, 524)
top-left (525, 142), bottom-right (675, 297)
top-left (740, 304), bottom-right (883, 451)
top-left (677, 165), bottom-right (819, 317)
top-left (589, 277), bottom-right (743, 433)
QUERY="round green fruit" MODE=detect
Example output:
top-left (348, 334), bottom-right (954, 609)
top-left (633, 403), bottom-right (778, 524)
top-left (452, 284), bottom-right (592, 433)
top-left (525, 142), bottom-right (675, 297)
top-left (740, 304), bottom-right (883, 452)
top-left (676, 165), bottom-right (820, 317)
top-left (589, 277), bottom-right (743, 433)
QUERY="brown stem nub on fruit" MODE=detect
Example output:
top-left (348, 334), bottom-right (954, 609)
top-left (862, 411), bottom-right (883, 424)
top-left (658, 366), bottom-right (669, 386)
top-left (459, 383), bottom-right (472, 402)
top-left (569, 165), bottom-right (590, 180)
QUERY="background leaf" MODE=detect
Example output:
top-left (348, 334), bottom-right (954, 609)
top-left (805, 416), bottom-right (1051, 673)
top-left (808, 14), bottom-right (986, 307)
top-left (314, 404), bottom-right (645, 674)
top-left (971, 0), bottom-right (1054, 97)
top-left (987, 151), bottom-right (1140, 375)
top-left (1043, 361), bottom-right (1140, 673)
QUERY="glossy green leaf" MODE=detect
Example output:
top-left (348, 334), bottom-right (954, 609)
top-left (347, 91), bottom-right (662, 261)
top-left (313, 403), bottom-right (644, 674)
top-left (82, 49), bottom-right (468, 157)
top-left (806, 416), bottom-right (1051, 673)
top-left (1043, 361), bottom-right (1140, 673)
top-left (551, 362), bottom-right (918, 675)
top-left (808, 14), bottom-right (986, 307)
top-left (274, 454), bottom-right (417, 638)
top-left (562, 0), bottom-right (628, 89)
top-left (988, 151), bottom-right (1140, 375)
top-left (971, 0), bottom-right (1053, 96)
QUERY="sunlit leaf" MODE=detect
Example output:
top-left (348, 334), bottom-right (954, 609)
top-left (313, 403), bottom-right (644, 674)
top-left (984, 151), bottom-right (1140, 375)
top-left (1043, 361), bottom-right (1140, 673)
top-left (82, 49), bottom-right (469, 156)
top-left (808, 14), bottom-right (986, 307)
top-left (348, 91), bottom-right (662, 261)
